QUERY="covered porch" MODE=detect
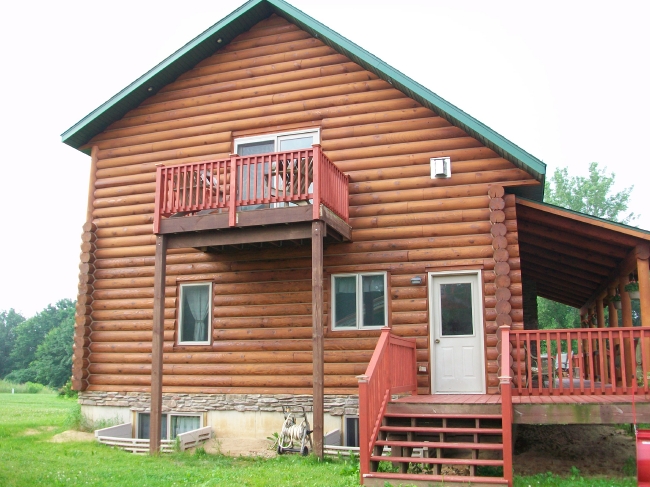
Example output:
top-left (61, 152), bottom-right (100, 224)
top-left (514, 197), bottom-right (650, 397)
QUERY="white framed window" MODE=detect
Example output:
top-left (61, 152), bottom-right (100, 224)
top-left (178, 282), bottom-right (212, 345)
top-left (331, 272), bottom-right (387, 330)
top-left (234, 128), bottom-right (320, 156)
top-left (136, 413), bottom-right (202, 440)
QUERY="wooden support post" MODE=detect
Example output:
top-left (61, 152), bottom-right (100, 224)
top-left (608, 287), bottom-right (619, 328)
top-left (638, 257), bottom-right (650, 371)
top-left (499, 326), bottom-right (513, 487)
top-left (312, 144), bottom-right (322, 221)
top-left (229, 155), bottom-right (237, 227)
top-left (150, 234), bottom-right (167, 455)
top-left (312, 220), bottom-right (324, 459)
top-left (596, 297), bottom-right (609, 383)
top-left (620, 275), bottom-right (635, 386)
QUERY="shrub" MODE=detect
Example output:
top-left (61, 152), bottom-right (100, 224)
top-left (58, 379), bottom-right (77, 398)
top-left (25, 382), bottom-right (45, 394)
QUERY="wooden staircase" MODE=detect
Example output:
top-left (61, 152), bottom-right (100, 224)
top-left (362, 402), bottom-right (509, 486)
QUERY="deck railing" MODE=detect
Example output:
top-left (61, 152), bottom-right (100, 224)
top-left (358, 327), bottom-right (418, 482)
top-left (153, 145), bottom-right (349, 233)
top-left (511, 327), bottom-right (650, 396)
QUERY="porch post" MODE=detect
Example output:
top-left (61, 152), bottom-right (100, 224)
top-left (596, 297), bottom-right (609, 383)
top-left (150, 234), bottom-right (167, 454)
top-left (607, 287), bottom-right (619, 328)
top-left (619, 275), bottom-right (634, 386)
top-left (637, 257), bottom-right (650, 370)
top-left (312, 220), bottom-right (324, 459)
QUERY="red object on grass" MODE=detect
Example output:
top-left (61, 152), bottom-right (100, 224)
top-left (638, 429), bottom-right (650, 486)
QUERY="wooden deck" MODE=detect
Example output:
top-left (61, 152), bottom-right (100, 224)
top-left (393, 393), bottom-right (650, 424)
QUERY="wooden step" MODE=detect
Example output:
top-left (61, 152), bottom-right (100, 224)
top-left (363, 472), bottom-right (508, 487)
top-left (384, 412), bottom-right (502, 420)
top-left (375, 440), bottom-right (503, 450)
top-left (380, 425), bottom-right (503, 435)
top-left (371, 455), bottom-right (504, 467)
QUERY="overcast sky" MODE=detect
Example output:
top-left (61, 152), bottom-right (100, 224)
top-left (0, 0), bottom-right (648, 318)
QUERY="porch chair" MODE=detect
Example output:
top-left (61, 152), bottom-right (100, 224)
top-left (529, 352), bottom-right (557, 388)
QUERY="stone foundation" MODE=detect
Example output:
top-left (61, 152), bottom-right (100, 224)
top-left (78, 391), bottom-right (359, 416)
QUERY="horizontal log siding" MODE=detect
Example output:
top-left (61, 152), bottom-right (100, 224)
top-left (81, 14), bottom-right (532, 395)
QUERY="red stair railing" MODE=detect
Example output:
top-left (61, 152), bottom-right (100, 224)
top-left (358, 327), bottom-right (418, 484)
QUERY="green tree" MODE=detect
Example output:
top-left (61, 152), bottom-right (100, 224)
top-left (544, 162), bottom-right (636, 224)
top-left (539, 163), bottom-right (637, 328)
top-left (0, 309), bottom-right (26, 377)
top-left (7, 300), bottom-right (75, 377)
top-left (31, 317), bottom-right (74, 387)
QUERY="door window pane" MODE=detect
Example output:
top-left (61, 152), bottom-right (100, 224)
top-left (180, 284), bottom-right (211, 343)
top-left (362, 275), bottom-right (385, 328)
top-left (170, 416), bottom-right (200, 439)
top-left (279, 136), bottom-right (313, 151)
top-left (238, 140), bottom-right (274, 156)
top-left (334, 276), bottom-right (357, 328)
top-left (440, 283), bottom-right (473, 336)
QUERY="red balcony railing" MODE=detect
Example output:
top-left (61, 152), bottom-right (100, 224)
top-left (153, 145), bottom-right (349, 233)
top-left (358, 328), bottom-right (418, 482)
top-left (511, 327), bottom-right (650, 396)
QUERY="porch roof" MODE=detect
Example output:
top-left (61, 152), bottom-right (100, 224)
top-left (515, 197), bottom-right (650, 309)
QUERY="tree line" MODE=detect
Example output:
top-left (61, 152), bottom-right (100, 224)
top-left (0, 299), bottom-right (74, 388)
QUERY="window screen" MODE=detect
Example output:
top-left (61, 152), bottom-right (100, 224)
top-left (334, 276), bottom-right (357, 328)
top-left (279, 136), bottom-right (314, 151)
top-left (170, 416), bottom-right (200, 439)
top-left (238, 140), bottom-right (275, 156)
top-left (361, 274), bottom-right (385, 328)
top-left (137, 413), bottom-right (168, 440)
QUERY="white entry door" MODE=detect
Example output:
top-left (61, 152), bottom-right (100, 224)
top-left (429, 272), bottom-right (486, 394)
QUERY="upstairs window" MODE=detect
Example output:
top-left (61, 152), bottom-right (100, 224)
top-left (234, 129), bottom-right (320, 156)
top-left (331, 273), bottom-right (387, 330)
top-left (178, 282), bottom-right (212, 345)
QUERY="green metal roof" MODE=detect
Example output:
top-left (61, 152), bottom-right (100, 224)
top-left (62, 0), bottom-right (546, 199)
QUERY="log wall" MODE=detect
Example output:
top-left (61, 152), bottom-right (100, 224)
top-left (75, 14), bottom-right (535, 395)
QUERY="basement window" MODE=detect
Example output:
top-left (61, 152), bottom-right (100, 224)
top-left (178, 282), bottom-right (212, 345)
top-left (331, 273), bottom-right (387, 330)
top-left (137, 413), bottom-right (201, 440)
top-left (344, 415), bottom-right (359, 447)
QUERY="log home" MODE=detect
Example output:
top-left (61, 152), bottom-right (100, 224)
top-left (63, 1), bottom-right (650, 485)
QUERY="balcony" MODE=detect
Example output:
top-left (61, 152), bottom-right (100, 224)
top-left (153, 145), bottom-right (351, 249)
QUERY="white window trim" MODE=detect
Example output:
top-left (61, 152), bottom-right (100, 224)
top-left (136, 412), bottom-right (203, 440)
top-left (233, 128), bottom-right (320, 155)
top-left (331, 272), bottom-right (388, 331)
top-left (178, 281), bottom-right (213, 345)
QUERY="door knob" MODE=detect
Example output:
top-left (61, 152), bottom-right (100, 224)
top-left (434, 339), bottom-right (440, 344)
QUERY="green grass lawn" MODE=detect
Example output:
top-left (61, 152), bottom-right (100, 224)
top-left (0, 394), bottom-right (638, 487)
